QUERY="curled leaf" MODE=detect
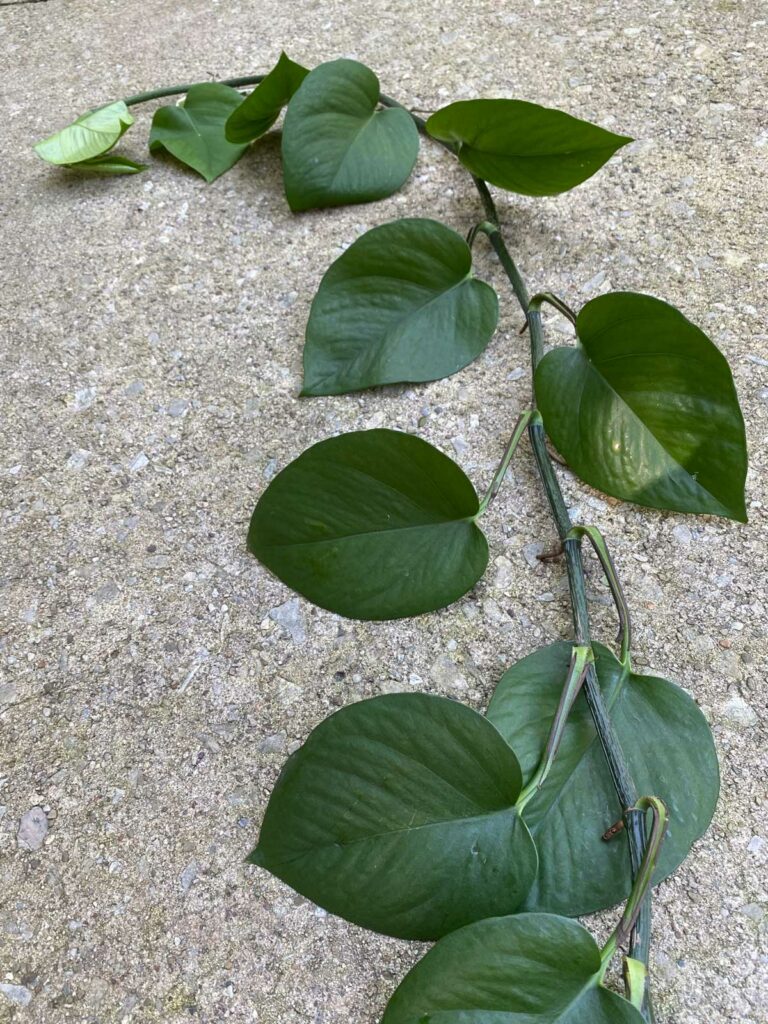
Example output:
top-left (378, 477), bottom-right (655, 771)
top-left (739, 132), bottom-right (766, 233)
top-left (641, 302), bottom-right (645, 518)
top-left (35, 101), bottom-right (134, 166)
top-left (225, 52), bottom-right (308, 144)
top-left (149, 83), bottom-right (248, 182)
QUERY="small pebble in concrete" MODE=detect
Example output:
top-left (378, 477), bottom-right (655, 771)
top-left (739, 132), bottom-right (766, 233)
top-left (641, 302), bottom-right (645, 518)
top-left (0, 984), bottom-right (33, 1008)
top-left (168, 398), bottom-right (190, 417)
top-left (429, 654), bottom-right (468, 691)
top-left (720, 696), bottom-right (759, 728)
top-left (17, 807), bottom-right (48, 851)
top-left (66, 449), bottom-right (91, 471)
top-left (72, 386), bottom-right (96, 411)
top-left (268, 599), bottom-right (306, 644)
top-left (0, 682), bottom-right (17, 704)
top-left (179, 860), bottom-right (199, 893)
top-left (737, 903), bottom-right (765, 922)
top-left (258, 732), bottom-right (287, 753)
top-left (522, 542), bottom-right (545, 568)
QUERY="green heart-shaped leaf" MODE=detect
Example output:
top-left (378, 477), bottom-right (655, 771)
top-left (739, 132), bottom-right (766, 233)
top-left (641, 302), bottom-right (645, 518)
top-left (247, 429), bottom-right (489, 620)
top-left (250, 693), bottom-right (537, 940)
top-left (426, 99), bottom-right (631, 196)
top-left (534, 292), bottom-right (748, 520)
top-left (487, 641), bottom-right (719, 916)
top-left (302, 217), bottom-right (499, 395)
top-left (34, 101), bottom-right (134, 166)
top-left (282, 58), bottom-right (419, 211)
top-left (382, 912), bottom-right (644, 1023)
top-left (149, 83), bottom-right (249, 182)
top-left (225, 52), bottom-right (308, 144)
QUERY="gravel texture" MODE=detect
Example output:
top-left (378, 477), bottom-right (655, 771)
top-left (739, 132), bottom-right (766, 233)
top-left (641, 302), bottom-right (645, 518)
top-left (1, 1), bottom-right (767, 1022)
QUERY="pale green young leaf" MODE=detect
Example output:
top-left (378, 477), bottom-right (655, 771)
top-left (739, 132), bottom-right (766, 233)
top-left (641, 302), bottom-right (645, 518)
top-left (35, 101), bottom-right (134, 166)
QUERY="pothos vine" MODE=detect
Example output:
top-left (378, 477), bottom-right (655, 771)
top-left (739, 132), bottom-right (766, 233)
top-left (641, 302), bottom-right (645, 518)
top-left (36, 52), bottom-right (747, 1023)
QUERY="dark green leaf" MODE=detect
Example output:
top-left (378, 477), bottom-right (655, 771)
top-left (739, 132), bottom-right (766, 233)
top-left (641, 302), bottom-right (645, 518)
top-left (35, 101), bottom-right (134, 166)
top-left (248, 429), bottom-right (489, 620)
top-left (149, 83), bottom-right (249, 182)
top-left (68, 154), bottom-right (146, 175)
top-left (382, 912), bottom-right (644, 1023)
top-left (250, 693), bottom-right (537, 940)
top-left (535, 292), bottom-right (748, 520)
top-left (487, 641), bottom-right (720, 916)
top-left (282, 58), bottom-right (419, 211)
top-left (426, 99), bottom-right (631, 196)
top-left (302, 218), bottom-right (499, 395)
top-left (225, 52), bottom-right (308, 144)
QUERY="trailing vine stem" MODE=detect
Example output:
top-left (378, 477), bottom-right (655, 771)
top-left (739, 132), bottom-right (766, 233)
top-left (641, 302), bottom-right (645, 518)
top-left (124, 76), bottom-right (266, 107)
top-left (469, 174), bottom-right (653, 1020)
top-left (116, 75), bottom-right (655, 1018)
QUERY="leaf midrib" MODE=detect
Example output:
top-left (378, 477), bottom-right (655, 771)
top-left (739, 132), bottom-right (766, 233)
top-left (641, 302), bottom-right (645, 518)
top-left (262, 516), bottom-right (475, 551)
top-left (265, 803), bottom-right (519, 864)
top-left (320, 274), bottom-right (473, 385)
top-left (462, 140), bottom-right (619, 162)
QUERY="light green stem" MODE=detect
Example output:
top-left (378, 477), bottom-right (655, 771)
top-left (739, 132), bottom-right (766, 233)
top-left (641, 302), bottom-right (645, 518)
top-left (477, 410), bottom-right (539, 516)
top-left (601, 796), bottom-right (669, 971)
top-left (516, 644), bottom-right (594, 812)
top-left (566, 525), bottom-right (633, 665)
top-left (528, 291), bottom-right (578, 326)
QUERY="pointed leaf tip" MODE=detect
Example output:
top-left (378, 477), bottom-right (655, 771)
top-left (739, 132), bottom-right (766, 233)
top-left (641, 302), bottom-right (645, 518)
top-left (426, 98), bottom-right (630, 196)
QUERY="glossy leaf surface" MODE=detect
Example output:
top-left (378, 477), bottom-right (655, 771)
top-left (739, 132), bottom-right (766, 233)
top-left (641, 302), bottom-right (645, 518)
top-left (426, 99), bottom-right (630, 196)
top-left (382, 913), bottom-right (644, 1023)
top-left (149, 83), bottom-right (248, 182)
top-left (35, 101), bottom-right (134, 166)
top-left (282, 59), bottom-right (419, 211)
top-left (250, 693), bottom-right (537, 940)
top-left (303, 218), bottom-right (499, 395)
top-left (535, 292), bottom-right (748, 520)
top-left (225, 52), bottom-right (308, 144)
top-left (487, 641), bottom-right (719, 916)
top-left (248, 429), bottom-right (488, 620)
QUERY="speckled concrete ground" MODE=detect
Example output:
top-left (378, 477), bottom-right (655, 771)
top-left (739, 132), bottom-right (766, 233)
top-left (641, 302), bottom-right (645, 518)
top-left (1, 1), bottom-right (766, 1021)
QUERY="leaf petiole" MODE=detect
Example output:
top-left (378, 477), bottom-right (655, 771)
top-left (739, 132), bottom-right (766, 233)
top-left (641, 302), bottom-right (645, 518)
top-left (600, 796), bottom-right (669, 971)
top-left (529, 291), bottom-right (578, 326)
top-left (515, 644), bottom-right (594, 813)
top-left (476, 410), bottom-right (539, 516)
top-left (566, 524), bottom-right (633, 665)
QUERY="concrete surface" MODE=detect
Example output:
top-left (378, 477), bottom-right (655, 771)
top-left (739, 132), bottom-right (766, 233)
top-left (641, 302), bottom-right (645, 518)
top-left (1, 1), bottom-right (767, 1021)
